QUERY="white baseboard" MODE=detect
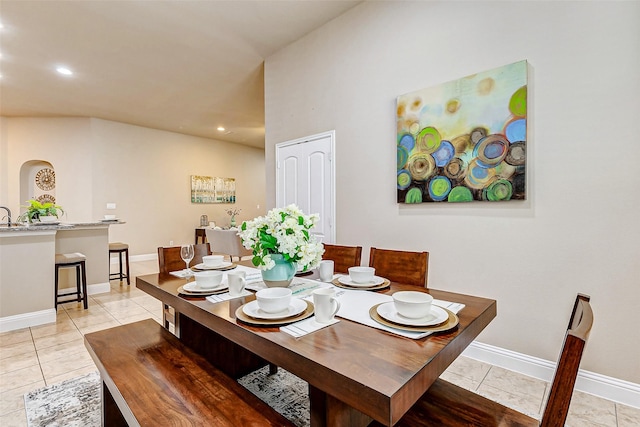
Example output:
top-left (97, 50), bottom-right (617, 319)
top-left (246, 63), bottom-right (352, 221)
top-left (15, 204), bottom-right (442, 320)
top-left (109, 253), bottom-right (157, 265)
top-left (463, 341), bottom-right (640, 409)
top-left (0, 308), bottom-right (57, 333)
top-left (88, 282), bottom-right (111, 295)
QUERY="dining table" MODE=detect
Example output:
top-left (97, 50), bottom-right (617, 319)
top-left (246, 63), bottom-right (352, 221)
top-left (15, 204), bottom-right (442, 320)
top-left (136, 262), bottom-right (497, 427)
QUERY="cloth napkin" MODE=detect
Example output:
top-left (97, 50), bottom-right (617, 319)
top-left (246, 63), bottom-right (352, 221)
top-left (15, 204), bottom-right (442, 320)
top-left (169, 269), bottom-right (192, 278)
top-left (206, 289), bottom-right (252, 303)
top-left (281, 316), bottom-right (339, 338)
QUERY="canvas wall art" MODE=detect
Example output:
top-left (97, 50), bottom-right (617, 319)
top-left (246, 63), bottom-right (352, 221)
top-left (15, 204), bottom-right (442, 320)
top-left (397, 60), bottom-right (527, 203)
top-left (191, 175), bottom-right (236, 203)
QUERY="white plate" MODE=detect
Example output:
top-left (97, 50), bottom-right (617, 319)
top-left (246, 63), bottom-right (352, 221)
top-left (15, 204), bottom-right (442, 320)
top-left (337, 275), bottom-right (385, 287)
top-left (183, 282), bottom-right (228, 293)
top-left (242, 299), bottom-right (307, 320)
top-left (376, 302), bottom-right (448, 326)
top-left (194, 262), bottom-right (233, 270)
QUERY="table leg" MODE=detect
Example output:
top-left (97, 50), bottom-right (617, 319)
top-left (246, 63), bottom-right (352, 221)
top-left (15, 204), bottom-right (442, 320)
top-left (309, 384), bottom-right (373, 427)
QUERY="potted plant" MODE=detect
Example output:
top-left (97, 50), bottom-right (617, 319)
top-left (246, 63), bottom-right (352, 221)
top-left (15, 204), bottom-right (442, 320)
top-left (18, 199), bottom-right (64, 223)
top-left (238, 204), bottom-right (324, 287)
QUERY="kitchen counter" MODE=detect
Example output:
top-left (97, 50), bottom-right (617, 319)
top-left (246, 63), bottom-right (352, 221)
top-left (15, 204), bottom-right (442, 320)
top-left (0, 220), bottom-right (124, 233)
top-left (0, 221), bottom-right (124, 332)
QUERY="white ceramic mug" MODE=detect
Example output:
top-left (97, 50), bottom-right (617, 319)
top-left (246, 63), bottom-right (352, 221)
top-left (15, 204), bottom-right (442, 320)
top-left (319, 260), bottom-right (334, 282)
top-left (312, 288), bottom-right (341, 323)
top-left (227, 271), bottom-right (246, 296)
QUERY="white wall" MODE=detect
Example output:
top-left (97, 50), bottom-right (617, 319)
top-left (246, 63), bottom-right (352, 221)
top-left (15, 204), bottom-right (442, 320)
top-left (1, 117), bottom-right (265, 255)
top-left (264, 1), bottom-right (640, 384)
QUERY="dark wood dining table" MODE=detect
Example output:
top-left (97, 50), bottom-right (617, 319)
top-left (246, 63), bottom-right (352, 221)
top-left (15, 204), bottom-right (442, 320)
top-left (136, 266), bottom-right (497, 427)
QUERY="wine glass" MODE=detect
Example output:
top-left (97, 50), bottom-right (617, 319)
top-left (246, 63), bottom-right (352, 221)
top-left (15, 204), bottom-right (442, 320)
top-left (180, 244), bottom-right (195, 276)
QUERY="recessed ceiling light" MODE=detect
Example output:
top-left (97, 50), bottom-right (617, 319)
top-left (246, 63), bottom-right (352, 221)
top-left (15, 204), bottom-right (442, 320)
top-left (56, 67), bottom-right (73, 76)
top-left (217, 126), bottom-right (225, 131)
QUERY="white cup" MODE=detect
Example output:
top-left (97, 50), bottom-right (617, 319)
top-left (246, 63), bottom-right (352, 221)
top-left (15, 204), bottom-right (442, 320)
top-left (256, 287), bottom-right (292, 313)
top-left (202, 255), bottom-right (224, 267)
top-left (227, 271), bottom-right (246, 296)
top-left (312, 288), bottom-right (341, 323)
top-left (348, 266), bottom-right (375, 284)
top-left (104, 214), bottom-right (116, 220)
top-left (319, 260), bottom-right (334, 282)
top-left (193, 271), bottom-right (223, 289)
top-left (392, 291), bottom-right (433, 319)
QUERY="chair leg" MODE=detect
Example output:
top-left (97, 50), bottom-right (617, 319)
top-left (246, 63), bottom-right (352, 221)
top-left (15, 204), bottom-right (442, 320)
top-left (269, 363), bottom-right (278, 375)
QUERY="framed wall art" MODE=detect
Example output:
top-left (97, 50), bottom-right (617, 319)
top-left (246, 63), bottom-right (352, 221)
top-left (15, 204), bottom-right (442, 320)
top-left (397, 60), bottom-right (527, 203)
top-left (190, 175), bottom-right (236, 203)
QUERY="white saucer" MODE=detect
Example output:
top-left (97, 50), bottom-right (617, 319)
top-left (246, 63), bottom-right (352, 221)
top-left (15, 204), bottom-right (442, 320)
top-left (183, 282), bottom-right (228, 293)
top-left (242, 299), bottom-right (307, 320)
top-left (376, 302), bottom-right (448, 326)
top-left (194, 262), bottom-right (233, 270)
top-left (337, 275), bottom-right (385, 287)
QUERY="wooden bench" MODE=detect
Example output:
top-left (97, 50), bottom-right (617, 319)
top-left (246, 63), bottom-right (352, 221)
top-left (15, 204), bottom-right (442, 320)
top-left (84, 319), bottom-right (295, 426)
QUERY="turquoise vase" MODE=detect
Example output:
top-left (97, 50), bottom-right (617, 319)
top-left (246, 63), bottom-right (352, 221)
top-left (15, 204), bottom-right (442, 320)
top-left (261, 254), bottom-right (297, 287)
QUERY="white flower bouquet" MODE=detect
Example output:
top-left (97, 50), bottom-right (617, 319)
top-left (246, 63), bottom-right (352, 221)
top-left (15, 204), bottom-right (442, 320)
top-left (238, 204), bottom-right (324, 271)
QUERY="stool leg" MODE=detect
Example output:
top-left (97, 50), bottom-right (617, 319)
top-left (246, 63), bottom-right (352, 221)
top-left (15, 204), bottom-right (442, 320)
top-left (118, 251), bottom-right (123, 281)
top-left (125, 248), bottom-right (130, 285)
top-left (54, 265), bottom-right (60, 310)
top-left (75, 265), bottom-right (82, 302)
top-left (80, 261), bottom-right (88, 309)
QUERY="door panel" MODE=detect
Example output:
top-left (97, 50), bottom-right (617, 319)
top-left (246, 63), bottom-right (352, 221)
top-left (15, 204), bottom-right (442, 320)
top-left (276, 131), bottom-right (335, 244)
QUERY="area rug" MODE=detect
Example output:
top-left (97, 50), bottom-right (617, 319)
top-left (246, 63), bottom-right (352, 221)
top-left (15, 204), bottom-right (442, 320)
top-left (24, 371), bottom-right (101, 427)
top-left (238, 365), bottom-right (310, 427)
top-left (24, 367), bottom-right (310, 427)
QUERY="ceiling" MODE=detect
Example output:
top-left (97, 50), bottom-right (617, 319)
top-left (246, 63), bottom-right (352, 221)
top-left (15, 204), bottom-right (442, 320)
top-left (0, 1), bottom-right (362, 148)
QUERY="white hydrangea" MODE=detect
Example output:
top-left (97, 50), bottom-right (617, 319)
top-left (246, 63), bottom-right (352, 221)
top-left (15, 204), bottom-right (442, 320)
top-left (237, 204), bottom-right (324, 271)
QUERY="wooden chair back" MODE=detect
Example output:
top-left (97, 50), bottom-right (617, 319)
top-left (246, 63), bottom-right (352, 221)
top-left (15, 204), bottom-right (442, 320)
top-left (368, 247), bottom-right (429, 287)
top-left (540, 293), bottom-right (593, 427)
top-left (322, 244), bottom-right (362, 273)
top-left (157, 244), bottom-right (211, 274)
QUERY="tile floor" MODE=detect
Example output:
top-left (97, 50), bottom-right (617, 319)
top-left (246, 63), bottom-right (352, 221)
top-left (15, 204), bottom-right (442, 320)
top-left (1, 260), bottom-right (639, 426)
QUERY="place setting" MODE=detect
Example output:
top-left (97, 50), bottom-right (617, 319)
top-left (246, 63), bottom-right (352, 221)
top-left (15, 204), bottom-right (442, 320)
top-left (332, 266), bottom-right (390, 291)
top-left (235, 287), bottom-right (315, 327)
top-left (177, 270), bottom-right (229, 297)
top-left (369, 291), bottom-right (459, 333)
top-left (191, 255), bottom-right (237, 271)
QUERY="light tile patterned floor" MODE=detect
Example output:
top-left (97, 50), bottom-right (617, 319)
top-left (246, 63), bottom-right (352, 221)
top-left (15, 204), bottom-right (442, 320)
top-left (1, 260), bottom-right (638, 426)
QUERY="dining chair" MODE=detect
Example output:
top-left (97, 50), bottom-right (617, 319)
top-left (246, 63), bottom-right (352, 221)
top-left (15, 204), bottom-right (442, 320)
top-left (322, 243), bottom-right (362, 273)
top-left (205, 228), bottom-right (252, 262)
top-left (157, 243), bottom-right (212, 334)
top-left (368, 247), bottom-right (429, 287)
top-left (157, 243), bottom-right (211, 275)
top-left (370, 294), bottom-right (594, 427)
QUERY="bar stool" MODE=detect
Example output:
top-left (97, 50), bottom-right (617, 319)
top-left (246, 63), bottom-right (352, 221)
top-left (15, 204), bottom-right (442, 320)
top-left (55, 253), bottom-right (88, 310)
top-left (109, 242), bottom-right (130, 285)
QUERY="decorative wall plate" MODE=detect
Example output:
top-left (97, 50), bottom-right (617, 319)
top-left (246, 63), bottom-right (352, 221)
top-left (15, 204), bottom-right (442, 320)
top-left (35, 168), bottom-right (56, 191)
top-left (37, 194), bottom-right (56, 204)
